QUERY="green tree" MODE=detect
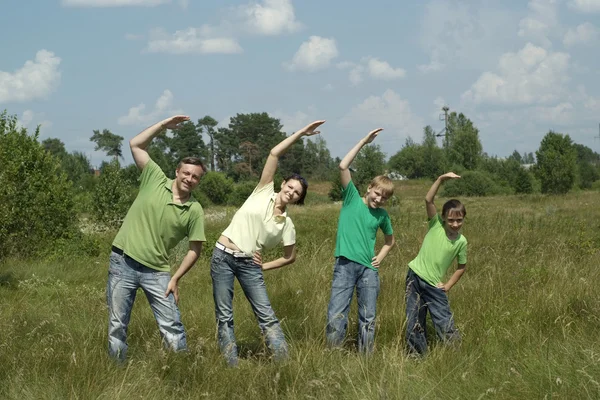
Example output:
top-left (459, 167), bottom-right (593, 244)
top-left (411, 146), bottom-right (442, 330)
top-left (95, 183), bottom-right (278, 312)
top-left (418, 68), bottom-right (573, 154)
top-left (92, 160), bottom-right (134, 227)
top-left (388, 137), bottom-right (424, 179)
top-left (507, 150), bottom-right (523, 164)
top-left (445, 112), bottom-right (482, 170)
top-left (534, 131), bottom-right (577, 194)
top-left (0, 111), bottom-right (78, 256)
top-left (90, 129), bottom-right (124, 161)
top-left (421, 126), bottom-right (446, 179)
top-left (169, 120), bottom-right (208, 165)
top-left (215, 113), bottom-right (286, 178)
top-left (197, 116), bottom-right (219, 171)
top-left (42, 137), bottom-right (67, 158)
top-left (353, 144), bottom-right (387, 191)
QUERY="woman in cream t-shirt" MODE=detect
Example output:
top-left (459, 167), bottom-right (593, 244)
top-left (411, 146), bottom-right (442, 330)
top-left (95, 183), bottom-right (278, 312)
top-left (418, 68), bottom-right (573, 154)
top-left (210, 120), bottom-right (325, 366)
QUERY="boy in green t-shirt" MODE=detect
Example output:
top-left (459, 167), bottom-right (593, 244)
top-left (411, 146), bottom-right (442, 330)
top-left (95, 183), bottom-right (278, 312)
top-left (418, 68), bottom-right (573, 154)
top-left (406, 172), bottom-right (467, 356)
top-left (325, 128), bottom-right (395, 354)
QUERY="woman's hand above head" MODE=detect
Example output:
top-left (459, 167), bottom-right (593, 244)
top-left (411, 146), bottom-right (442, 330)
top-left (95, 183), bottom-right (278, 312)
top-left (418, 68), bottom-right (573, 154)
top-left (161, 115), bottom-right (190, 130)
top-left (297, 120), bottom-right (326, 137)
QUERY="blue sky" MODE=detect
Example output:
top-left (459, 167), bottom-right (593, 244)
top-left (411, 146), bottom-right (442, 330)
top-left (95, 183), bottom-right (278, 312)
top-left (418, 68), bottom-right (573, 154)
top-left (1, 0), bottom-right (599, 167)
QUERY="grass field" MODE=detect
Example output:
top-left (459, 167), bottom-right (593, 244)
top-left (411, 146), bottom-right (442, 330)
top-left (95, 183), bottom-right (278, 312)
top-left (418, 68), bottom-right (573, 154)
top-left (1, 180), bottom-right (599, 399)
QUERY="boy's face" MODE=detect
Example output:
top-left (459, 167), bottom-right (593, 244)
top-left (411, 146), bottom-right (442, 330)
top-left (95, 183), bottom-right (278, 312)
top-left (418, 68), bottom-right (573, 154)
top-left (365, 185), bottom-right (390, 208)
top-left (442, 210), bottom-right (464, 233)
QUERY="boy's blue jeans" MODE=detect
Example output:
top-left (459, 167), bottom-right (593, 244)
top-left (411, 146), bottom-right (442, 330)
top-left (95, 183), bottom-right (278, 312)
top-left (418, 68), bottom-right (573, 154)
top-left (405, 268), bottom-right (461, 355)
top-left (106, 250), bottom-right (187, 361)
top-left (326, 257), bottom-right (380, 353)
top-left (210, 247), bottom-right (288, 366)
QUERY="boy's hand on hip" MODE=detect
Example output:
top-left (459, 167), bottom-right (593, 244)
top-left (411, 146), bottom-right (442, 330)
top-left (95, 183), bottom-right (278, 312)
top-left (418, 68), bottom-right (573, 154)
top-left (165, 278), bottom-right (180, 304)
top-left (436, 282), bottom-right (449, 292)
top-left (371, 256), bottom-right (381, 268)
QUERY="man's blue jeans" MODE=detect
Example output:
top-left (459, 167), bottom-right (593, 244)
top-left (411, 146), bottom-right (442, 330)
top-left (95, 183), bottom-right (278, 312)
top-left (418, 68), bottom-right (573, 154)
top-left (210, 247), bottom-right (288, 366)
top-left (405, 268), bottom-right (461, 355)
top-left (326, 257), bottom-right (380, 353)
top-left (106, 250), bottom-right (187, 361)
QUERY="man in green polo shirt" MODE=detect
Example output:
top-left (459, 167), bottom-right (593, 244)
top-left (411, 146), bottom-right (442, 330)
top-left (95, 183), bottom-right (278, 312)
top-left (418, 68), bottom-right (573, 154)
top-left (107, 115), bottom-right (206, 361)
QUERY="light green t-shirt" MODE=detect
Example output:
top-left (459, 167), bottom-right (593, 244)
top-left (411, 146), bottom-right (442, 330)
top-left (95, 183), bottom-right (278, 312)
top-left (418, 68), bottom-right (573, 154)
top-left (408, 214), bottom-right (467, 286)
top-left (334, 181), bottom-right (393, 270)
top-left (222, 182), bottom-right (296, 256)
top-left (112, 159), bottom-right (206, 272)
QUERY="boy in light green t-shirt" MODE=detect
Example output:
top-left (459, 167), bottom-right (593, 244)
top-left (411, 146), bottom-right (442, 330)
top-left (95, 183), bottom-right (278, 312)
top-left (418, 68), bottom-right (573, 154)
top-left (406, 172), bottom-right (467, 356)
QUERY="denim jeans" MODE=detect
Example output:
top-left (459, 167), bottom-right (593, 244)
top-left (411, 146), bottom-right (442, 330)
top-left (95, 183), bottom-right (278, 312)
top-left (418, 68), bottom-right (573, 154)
top-left (405, 268), bottom-right (461, 355)
top-left (210, 247), bottom-right (288, 366)
top-left (326, 257), bottom-right (380, 353)
top-left (106, 251), bottom-right (187, 361)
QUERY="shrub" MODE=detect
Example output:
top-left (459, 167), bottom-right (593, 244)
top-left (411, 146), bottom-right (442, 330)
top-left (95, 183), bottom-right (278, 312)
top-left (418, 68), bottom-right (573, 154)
top-left (0, 111), bottom-right (79, 257)
top-left (228, 181), bottom-right (258, 206)
top-left (92, 160), bottom-right (135, 228)
top-left (198, 171), bottom-right (234, 205)
top-left (442, 170), bottom-right (512, 197)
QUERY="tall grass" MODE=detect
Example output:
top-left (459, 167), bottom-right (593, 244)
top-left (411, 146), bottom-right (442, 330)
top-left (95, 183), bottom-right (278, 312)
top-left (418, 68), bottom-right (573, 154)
top-left (1, 184), bottom-right (599, 399)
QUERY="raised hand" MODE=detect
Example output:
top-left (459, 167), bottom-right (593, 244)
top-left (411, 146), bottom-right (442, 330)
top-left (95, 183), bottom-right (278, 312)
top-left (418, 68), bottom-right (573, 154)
top-left (298, 120), bottom-right (326, 137)
top-left (162, 115), bottom-right (190, 130)
top-left (364, 128), bottom-right (383, 144)
top-left (440, 172), bottom-right (461, 181)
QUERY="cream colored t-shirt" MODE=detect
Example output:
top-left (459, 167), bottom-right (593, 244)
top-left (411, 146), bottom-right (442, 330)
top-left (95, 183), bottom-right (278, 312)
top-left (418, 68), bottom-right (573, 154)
top-left (222, 182), bottom-right (296, 256)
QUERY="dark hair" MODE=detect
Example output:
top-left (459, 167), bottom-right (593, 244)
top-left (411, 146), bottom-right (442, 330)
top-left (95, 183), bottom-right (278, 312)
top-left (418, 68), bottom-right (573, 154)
top-left (284, 173), bottom-right (308, 205)
top-left (442, 199), bottom-right (466, 218)
top-left (177, 157), bottom-right (206, 174)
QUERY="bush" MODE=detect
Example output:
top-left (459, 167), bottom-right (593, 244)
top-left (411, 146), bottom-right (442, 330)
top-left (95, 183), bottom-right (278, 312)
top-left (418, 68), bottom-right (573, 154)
top-left (198, 171), bottom-right (234, 205)
top-left (442, 170), bottom-right (512, 197)
top-left (92, 160), bottom-right (135, 228)
top-left (0, 111), bottom-right (79, 257)
top-left (514, 168), bottom-right (535, 194)
top-left (228, 180), bottom-right (258, 206)
top-left (328, 171), bottom-right (343, 201)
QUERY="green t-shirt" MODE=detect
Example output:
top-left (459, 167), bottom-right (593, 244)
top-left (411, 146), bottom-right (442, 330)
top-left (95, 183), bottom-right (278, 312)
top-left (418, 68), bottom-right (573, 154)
top-left (408, 214), bottom-right (467, 286)
top-left (334, 181), bottom-right (393, 270)
top-left (112, 159), bottom-right (206, 272)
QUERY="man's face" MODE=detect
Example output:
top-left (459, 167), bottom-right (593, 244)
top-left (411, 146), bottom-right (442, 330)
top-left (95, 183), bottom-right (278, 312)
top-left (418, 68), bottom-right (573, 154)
top-left (175, 164), bottom-right (204, 194)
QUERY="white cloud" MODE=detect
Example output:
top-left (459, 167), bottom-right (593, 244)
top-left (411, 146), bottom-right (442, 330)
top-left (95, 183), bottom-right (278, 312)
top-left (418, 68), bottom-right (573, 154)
top-left (323, 83), bottom-right (334, 91)
top-left (0, 50), bottom-right (61, 103)
top-left (568, 0), bottom-right (600, 13)
top-left (118, 90), bottom-right (183, 126)
top-left (462, 43), bottom-right (570, 105)
top-left (235, 0), bottom-right (302, 35)
top-left (563, 22), bottom-right (598, 46)
top-left (145, 28), bottom-right (242, 54)
top-left (62, 0), bottom-right (169, 6)
top-left (518, 0), bottom-right (560, 48)
top-left (284, 36), bottom-right (339, 72)
top-left (419, 0), bottom-right (516, 72)
top-left (272, 109), bottom-right (314, 133)
top-left (366, 57), bottom-right (406, 80)
top-left (339, 89), bottom-right (423, 139)
top-left (349, 66), bottom-right (364, 86)
top-left (16, 110), bottom-right (53, 136)
top-left (432, 96), bottom-right (447, 119)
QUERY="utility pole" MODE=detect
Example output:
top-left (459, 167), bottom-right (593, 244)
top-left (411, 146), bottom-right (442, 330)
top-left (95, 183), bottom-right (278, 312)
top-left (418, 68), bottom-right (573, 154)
top-left (436, 106), bottom-right (450, 149)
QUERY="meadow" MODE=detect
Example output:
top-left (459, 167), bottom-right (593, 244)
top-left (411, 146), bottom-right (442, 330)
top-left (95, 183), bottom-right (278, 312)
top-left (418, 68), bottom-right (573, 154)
top-left (1, 180), bottom-right (599, 399)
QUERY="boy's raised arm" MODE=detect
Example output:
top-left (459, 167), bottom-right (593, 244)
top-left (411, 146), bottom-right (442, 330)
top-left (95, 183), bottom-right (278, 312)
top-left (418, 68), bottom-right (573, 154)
top-left (425, 172), bottom-right (461, 219)
top-left (339, 128), bottom-right (383, 189)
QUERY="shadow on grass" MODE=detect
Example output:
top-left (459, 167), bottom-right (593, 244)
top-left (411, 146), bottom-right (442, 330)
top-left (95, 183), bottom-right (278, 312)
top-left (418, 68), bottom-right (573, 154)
top-left (0, 272), bottom-right (19, 290)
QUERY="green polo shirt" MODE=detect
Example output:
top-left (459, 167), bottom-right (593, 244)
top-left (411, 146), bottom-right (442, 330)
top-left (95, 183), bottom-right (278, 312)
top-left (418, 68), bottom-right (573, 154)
top-left (112, 159), bottom-right (205, 272)
top-left (334, 181), bottom-right (393, 270)
top-left (408, 214), bottom-right (467, 286)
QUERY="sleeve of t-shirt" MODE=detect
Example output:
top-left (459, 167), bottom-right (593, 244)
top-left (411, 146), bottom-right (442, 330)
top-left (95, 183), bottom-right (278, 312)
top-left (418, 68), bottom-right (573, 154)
top-left (251, 181), bottom-right (275, 196)
top-left (341, 180), bottom-right (359, 205)
top-left (139, 159), bottom-right (166, 190)
top-left (380, 213), bottom-right (393, 235)
top-left (457, 239), bottom-right (468, 264)
top-left (187, 204), bottom-right (206, 242)
top-left (427, 214), bottom-right (443, 230)
top-left (282, 217), bottom-right (296, 246)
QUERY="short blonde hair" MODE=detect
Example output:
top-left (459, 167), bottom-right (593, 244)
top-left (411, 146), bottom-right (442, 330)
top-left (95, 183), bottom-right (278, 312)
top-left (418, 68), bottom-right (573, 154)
top-left (368, 175), bottom-right (395, 197)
